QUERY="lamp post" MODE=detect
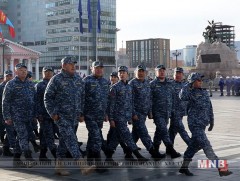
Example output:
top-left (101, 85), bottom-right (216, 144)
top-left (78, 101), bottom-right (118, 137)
top-left (172, 50), bottom-right (181, 67)
top-left (115, 28), bottom-right (120, 70)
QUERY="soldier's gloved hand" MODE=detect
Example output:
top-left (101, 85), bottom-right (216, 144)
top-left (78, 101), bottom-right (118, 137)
top-left (208, 123), bottom-right (214, 131)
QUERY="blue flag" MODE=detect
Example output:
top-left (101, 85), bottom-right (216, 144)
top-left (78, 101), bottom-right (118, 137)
top-left (78, 0), bottom-right (83, 34)
top-left (87, 0), bottom-right (92, 32)
top-left (97, 0), bottom-right (101, 33)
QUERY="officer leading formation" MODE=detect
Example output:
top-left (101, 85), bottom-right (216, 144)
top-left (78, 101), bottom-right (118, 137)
top-left (0, 56), bottom-right (232, 178)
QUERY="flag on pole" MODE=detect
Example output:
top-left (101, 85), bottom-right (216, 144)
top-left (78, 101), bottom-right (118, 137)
top-left (78, 0), bottom-right (83, 33)
top-left (87, 0), bottom-right (92, 32)
top-left (97, 0), bottom-right (101, 33)
top-left (0, 10), bottom-right (15, 38)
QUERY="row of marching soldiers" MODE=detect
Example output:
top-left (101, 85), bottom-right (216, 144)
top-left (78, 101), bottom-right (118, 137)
top-left (0, 56), bottom-right (232, 177)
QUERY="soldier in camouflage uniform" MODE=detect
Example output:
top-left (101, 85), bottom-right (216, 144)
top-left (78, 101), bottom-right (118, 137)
top-left (27, 71), bottom-right (40, 139)
top-left (168, 67), bottom-right (190, 150)
top-left (3, 63), bottom-right (36, 166)
top-left (179, 72), bottom-right (232, 177)
top-left (129, 65), bottom-right (165, 160)
top-left (150, 65), bottom-right (181, 159)
top-left (0, 70), bottom-right (14, 156)
top-left (44, 56), bottom-right (95, 176)
top-left (35, 66), bottom-right (57, 161)
top-left (83, 61), bottom-right (109, 172)
top-left (108, 66), bottom-right (148, 162)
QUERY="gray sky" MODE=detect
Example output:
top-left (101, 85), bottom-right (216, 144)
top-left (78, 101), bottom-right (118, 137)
top-left (116, 0), bottom-right (240, 50)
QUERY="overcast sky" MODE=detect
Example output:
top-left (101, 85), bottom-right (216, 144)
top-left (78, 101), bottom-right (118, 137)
top-left (116, 0), bottom-right (240, 50)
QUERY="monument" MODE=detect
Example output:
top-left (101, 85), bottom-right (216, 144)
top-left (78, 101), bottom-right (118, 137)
top-left (193, 20), bottom-right (240, 78)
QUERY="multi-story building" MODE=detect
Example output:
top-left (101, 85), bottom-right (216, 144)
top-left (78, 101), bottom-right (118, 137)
top-left (126, 38), bottom-right (170, 68)
top-left (6, 0), bottom-right (116, 78)
top-left (7, 0), bottom-right (46, 52)
top-left (183, 45), bottom-right (197, 67)
top-left (44, 0), bottom-right (116, 77)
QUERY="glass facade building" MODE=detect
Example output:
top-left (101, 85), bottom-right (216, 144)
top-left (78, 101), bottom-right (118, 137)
top-left (44, 0), bottom-right (116, 76)
top-left (6, 0), bottom-right (116, 77)
top-left (183, 45), bottom-right (197, 66)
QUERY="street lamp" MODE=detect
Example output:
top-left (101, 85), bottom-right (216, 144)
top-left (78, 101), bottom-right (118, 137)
top-left (172, 50), bottom-right (181, 67)
top-left (115, 28), bottom-right (120, 70)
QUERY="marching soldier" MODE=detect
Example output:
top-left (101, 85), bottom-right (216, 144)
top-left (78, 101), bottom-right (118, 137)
top-left (44, 56), bottom-right (95, 176)
top-left (150, 65), bottom-right (181, 159)
top-left (179, 72), bottom-right (232, 177)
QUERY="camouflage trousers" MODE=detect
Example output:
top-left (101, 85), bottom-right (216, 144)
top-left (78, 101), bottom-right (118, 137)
top-left (39, 118), bottom-right (56, 151)
top-left (55, 118), bottom-right (81, 160)
top-left (153, 116), bottom-right (172, 147)
top-left (169, 115), bottom-right (190, 145)
top-left (131, 113), bottom-right (153, 151)
top-left (184, 126), bottom-right (218, 160)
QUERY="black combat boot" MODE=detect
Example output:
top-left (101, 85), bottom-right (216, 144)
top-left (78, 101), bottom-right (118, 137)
top-left (30, 140), bottom-right (41, 152)
top-left (166, 145), bottom-right (181, 159)
top-left (50, 148), bottom-right (57, 160)
top-left (133, 149), bottom-right (149, 162)
top-left (2, 146), bottom-right (13, 157)
top-left (13, 153), bottom-right (26, 167)
top-left (87, 150), bottom-right (94, 166)
top-left (24, 150), bottom-right (36, 167)
top-left (149, 147), bottom-right (165, 161)
top-left (218, 163), bottom-right (233, 177)
top-left (124, 148), bottom-right (137, 161)
top-left (94, 152), bottom-right (108, 173)
top-left (104, 150), bottom-right (118, 167)
top-left (39, 148), bottom-right (51, 161)
top-left (179, 158), bottom-right (194, 176)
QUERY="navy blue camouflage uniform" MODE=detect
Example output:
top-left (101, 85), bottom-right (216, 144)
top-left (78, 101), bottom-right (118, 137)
top-left (169, 79), bottom-right (190, 145)
top-left (83, 74), bottom-right (109, 154)
top-left (2, 76), bottom-right (36, 154)
top-left (179, 72), bottom-right (218, 160)
top-left (150, 77), bottom-right (175, 148)
top-left (129, 77), bottom-right (153, 151)
top-left (0, 80), bottom-right (17, 152)
top-left (108, 79), bottom-right (138, 152)
top-left (35, 78), bottom-right (56, 152)
top-left (44, 69), bottom-right (85, 160)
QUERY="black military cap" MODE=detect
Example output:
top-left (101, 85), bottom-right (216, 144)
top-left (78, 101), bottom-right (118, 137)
top-left (136, 65), bottom-right (146, 71)
top-left (118, 66), bottom-right (128, 72)
top-left (110, 72), bottom-right (118, 77)
top-left (174, 67), bottom-right (184, 73)
top-left (43, 66), bottom-right (53, 72)
top-left (15, 63), bottom-right (27, 69)
top-left (4, 70), bottom-right (13, 76)
top-left (61, 56), bottom-right (77, 64)
top-left (188, 72), bottom-right (204, 83)
top-left (92, 61), bottom-right (104, 67)
top-left (155, 64), bottom-right (166, 70)
top-left (27, 71), bottom-right (33, 78)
